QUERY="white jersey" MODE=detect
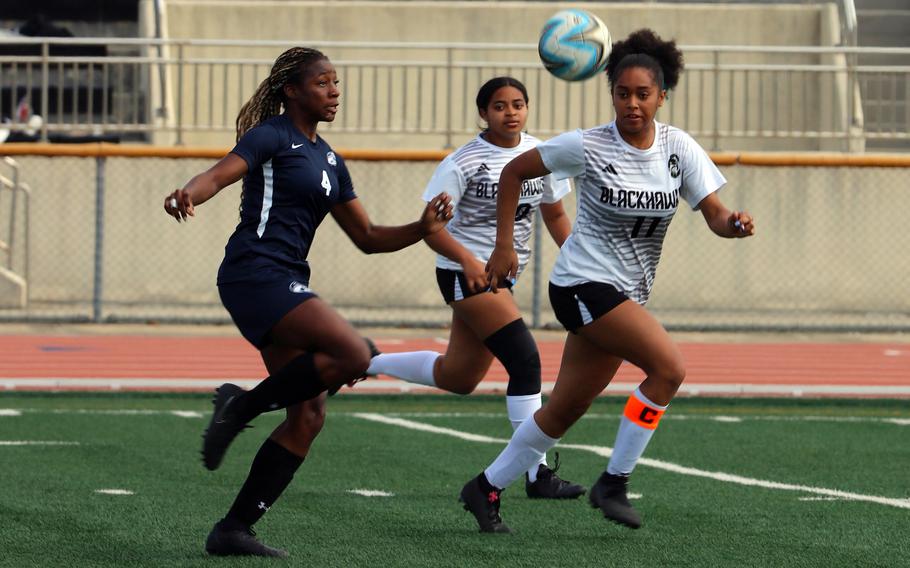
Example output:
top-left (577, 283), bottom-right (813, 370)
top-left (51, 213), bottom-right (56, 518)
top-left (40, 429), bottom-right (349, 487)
top-left (422, 132), bottom-right (571, 275)
top-left (538, 121), bottom-right (725, 304)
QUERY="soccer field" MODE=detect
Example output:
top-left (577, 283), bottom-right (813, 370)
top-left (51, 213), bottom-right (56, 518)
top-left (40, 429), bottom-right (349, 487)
top-left (1, 393), bottom-right (908, 567)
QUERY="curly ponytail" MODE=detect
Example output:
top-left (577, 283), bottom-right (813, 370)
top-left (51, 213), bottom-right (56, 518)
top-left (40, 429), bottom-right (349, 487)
top-left (606, 29), bottom-right (684, 91)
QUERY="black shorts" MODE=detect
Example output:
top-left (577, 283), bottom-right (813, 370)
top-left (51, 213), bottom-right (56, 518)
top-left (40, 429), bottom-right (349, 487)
top-left (218, 272), bottom-right (317, 349)
top-left (435, 268), bottom-right (513, 304)
top-left (548, 281), bottom-right (629, 333)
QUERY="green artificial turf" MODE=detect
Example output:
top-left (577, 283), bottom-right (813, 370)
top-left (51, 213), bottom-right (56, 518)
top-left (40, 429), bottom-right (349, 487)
top-left (0, 394), bottom-right (907, 567)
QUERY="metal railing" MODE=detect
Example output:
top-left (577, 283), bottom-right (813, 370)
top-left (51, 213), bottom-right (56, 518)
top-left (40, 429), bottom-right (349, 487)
top-left (0, 156), bottom-right (30, 285)
top-left (1, 37), bottom-right (909, 150)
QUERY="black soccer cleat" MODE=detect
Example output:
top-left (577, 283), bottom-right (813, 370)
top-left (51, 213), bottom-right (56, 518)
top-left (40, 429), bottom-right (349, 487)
top-left (205, 520), bottom-right (288, 557)
top-left (588, 471), bottom-right (642, 529)
top-left (459, 474), bottom-right (512, 534)
top-left (201, 383), bottom-right (250, 471)
top-left (525, 455), bottom-right (586, 499)
top-left (328, 337), bottom-right (382, 396)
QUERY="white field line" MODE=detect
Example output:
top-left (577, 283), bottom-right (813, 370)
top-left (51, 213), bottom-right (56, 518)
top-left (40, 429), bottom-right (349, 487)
top-left (799, 496), bottom-right (843, 502)
top-left (371, 411), bottom-right (910, 426)
top-left (1, 408), bottom-right (206, 417)
top-left (0, 441), bottom-right (80, 446)
top-left (353, 413), bottom-right (910, 511)
top-left (94, 489), bottom-right (134, 495)
top-left (347, 489), bottom-right (394, 497)
top-left (3, 408), bottom-right (908, 427)
top-left (4, 378), bottom-right (910, 398)
top-left (170, 411), bottom-right (204, 418)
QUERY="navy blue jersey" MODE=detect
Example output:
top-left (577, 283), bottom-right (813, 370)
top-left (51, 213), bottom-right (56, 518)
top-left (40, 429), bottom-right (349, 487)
top-left (217, 114), bottom-right (357, 284)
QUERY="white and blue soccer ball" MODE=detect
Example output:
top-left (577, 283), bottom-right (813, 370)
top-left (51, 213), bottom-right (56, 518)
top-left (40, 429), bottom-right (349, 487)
top-left (538, 9), bottom-right (612, 82)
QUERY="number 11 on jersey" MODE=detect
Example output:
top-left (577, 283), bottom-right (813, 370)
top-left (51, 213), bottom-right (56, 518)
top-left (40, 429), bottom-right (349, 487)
top-left (631, 216), bottom-right (663, 238)
top-left (321, 170), bottom-right (332, 196)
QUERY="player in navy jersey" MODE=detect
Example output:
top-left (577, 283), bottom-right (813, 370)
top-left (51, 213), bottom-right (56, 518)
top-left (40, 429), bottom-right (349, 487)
top-left (458, 30), bottom-right (755, 533)
top-left (163, 47), bottom-right (452, 557)
top-left (364, 77), bottom-right (584, 501)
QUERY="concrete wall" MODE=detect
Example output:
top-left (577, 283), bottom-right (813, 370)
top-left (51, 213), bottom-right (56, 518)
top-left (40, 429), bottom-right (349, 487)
top-left (137, 1), bottom-right (849, 151)
top-left (5, 155), bottom-right (908, 327)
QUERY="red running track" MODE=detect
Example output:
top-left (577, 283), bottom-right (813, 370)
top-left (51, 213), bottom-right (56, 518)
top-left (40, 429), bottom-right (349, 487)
top-left (0, 335), bottom-right (908, 397)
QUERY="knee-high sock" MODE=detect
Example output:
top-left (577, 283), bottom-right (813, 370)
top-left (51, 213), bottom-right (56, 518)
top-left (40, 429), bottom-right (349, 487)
top-left (506, 394), bottom-right (547, 481)
top-left (606, 388), bottom-right (668, 476)
top-left (366, 351), bottom-right (440, 387)
top-left (234, 353), bottom-right (325, 424)
top-left (484, 416), bottom-right (558, 490)
top-left (224, 438), bottom-right (305, 529)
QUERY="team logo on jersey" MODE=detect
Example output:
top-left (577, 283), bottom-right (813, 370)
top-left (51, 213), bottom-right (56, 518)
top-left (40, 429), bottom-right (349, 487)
top-left (326, 151), bottom-right (337, 166)
top-left (476, 163), bottom-right (490, 174)
top-left (668, 154), bottom-right (681, 178)
top-left (288, 281), bottom-right (310, 294)
top-left (602, 163), bottom-right (618, 175)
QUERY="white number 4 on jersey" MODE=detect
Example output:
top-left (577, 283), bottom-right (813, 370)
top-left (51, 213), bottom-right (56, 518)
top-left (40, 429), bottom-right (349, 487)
top-left (321, 170), bottom-right (332, 196)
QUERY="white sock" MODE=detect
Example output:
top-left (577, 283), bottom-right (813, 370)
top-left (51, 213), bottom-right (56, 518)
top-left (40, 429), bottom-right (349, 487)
top-left (506, 393), bottom-right (547, 481)
top-left (484, 416), bottom-right (558, 489)
top-left (366, 351), bottom-right (439, 387)
top-left (606, 388), bottom-right (669, 476)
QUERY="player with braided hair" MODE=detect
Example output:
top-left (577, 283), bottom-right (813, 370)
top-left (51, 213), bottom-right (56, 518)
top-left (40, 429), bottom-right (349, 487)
top-left (164, 47), bottom-right (453, 557)
top-left (459, 29), bottom-right (755, 533)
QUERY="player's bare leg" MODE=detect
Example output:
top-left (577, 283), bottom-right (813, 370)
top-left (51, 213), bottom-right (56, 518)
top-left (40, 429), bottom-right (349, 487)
top-left (562, 301), bottom-right (683, 528)
top-left (432, 313), bottom-right (495, 394)
top-left (202, 299), bottom-right (368, 472)
top-left (206, 341), bottom-right (331, 557)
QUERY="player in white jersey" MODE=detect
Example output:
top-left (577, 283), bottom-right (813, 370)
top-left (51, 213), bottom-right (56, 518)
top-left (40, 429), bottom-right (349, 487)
top-left (459, 30), bottom-right (756, 533)
top-left (366, 77), bottom-right (585, 501)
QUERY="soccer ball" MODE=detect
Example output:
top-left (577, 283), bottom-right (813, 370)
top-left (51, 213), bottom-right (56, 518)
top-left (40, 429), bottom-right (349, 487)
top-left (538, 9), bottom-right (611, 82)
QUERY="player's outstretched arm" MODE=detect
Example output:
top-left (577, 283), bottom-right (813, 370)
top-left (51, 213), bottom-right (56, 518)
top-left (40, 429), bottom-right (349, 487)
top-left (696, 192), bottom-right (755, 238)
top-left (539, 201), bottom-right (571, 247)
top-left (330, 192), bottom-right (453, 254)
top-left (486, 148), bottom-right (552, 291)
top-left (163, 153), bottom-right (248, 222)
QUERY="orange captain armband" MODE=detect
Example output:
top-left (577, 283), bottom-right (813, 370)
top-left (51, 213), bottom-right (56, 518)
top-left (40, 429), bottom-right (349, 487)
top-left (623, 394), bottom-right (665, 430)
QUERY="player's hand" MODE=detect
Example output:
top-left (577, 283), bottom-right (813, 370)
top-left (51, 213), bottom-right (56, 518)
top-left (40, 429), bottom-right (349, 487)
top-left (164, 189), bottom-right (195, 223)
top-left (485, 244), bottom-right (518, 293)
top-left (419, 192), bottom-right (454, 236)
top-left (729, 210), bottom-right (755, 237)
top-left (461, 256), bottom-right (489, 294)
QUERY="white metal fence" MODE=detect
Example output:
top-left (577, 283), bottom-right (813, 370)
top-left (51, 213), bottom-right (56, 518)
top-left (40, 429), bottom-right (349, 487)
top-left (1, 37), bottom-right (909, 150)
top-left (0, 157), bottom-right (30, 280)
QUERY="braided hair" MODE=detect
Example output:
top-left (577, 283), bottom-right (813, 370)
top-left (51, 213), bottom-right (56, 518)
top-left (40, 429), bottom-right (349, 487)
top-left (606, 29), bottom-right (684, 92)
top-left (235, 47), bottom-right (327, 141)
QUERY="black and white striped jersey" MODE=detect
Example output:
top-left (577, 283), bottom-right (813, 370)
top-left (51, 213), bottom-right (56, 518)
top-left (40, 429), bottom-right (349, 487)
top-left (421, 133), bottom-right (571, 275)
top-left (538, 121), bottom-right (726, 304)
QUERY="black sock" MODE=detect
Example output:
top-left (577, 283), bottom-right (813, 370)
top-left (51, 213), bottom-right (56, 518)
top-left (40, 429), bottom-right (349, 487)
top-left (223, 438), bottom-right (305, 529)
top-left (234, 353), bottom-right (325, 423)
